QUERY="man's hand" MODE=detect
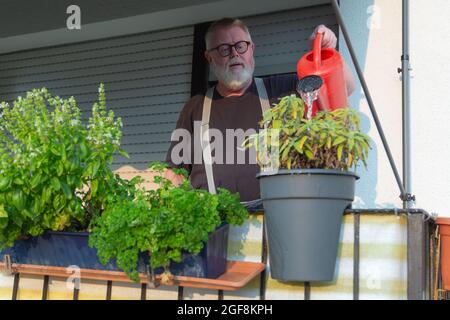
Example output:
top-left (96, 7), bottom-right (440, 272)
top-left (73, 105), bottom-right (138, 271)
top-left (310, 24), bottom-right (337, 49)
top-left (163, 168), bottom-right (185, 187)
top-left (309, 24), bottom-right (356, 96)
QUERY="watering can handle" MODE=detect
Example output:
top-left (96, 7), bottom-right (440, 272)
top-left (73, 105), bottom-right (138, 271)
top-left (313, 32), bottom-right (323, 69)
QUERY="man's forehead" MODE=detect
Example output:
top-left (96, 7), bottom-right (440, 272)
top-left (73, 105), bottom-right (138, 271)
top-left (210, 26), bottom-right (251, 44)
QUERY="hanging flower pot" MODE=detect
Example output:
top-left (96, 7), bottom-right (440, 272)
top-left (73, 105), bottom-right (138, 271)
top-left (243, 95), bottom-right (370, 282)
top-left (437, 218), bottom-right (450, 290)
top-left (258, 169), bottom-right (358, 281)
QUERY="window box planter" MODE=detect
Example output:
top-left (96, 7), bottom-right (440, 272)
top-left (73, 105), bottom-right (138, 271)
top-left (0, 223), bottom-right (229, 279)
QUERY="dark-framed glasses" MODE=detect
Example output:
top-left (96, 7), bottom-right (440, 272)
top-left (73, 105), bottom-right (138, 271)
top-left (208, 41), bottom-right (251, 57)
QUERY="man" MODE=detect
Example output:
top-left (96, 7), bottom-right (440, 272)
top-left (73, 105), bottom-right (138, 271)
top-left (164, 18), bottom-right (355, 201)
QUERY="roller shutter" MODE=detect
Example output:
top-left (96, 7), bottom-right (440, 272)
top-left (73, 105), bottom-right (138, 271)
top-left (0, 26), bottom-right (194, 171)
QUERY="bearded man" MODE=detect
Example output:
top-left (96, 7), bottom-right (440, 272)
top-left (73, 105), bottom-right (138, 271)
top-left (165, 17), bottom-right (355, 201)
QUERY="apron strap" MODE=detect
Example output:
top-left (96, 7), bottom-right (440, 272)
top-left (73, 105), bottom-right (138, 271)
top-left (201, 78), bottom-right (270, 194)
top-left (255, 77), bottom-right (270, 115)
top-left (201, 86), bottom-right (216, 194)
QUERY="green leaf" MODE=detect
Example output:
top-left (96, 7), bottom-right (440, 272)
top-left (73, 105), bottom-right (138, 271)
top-left (0, 177), bottom-right (11, 191)
top-left (273, 120), bottom-right (282, 129)
top-left (305, 150), bottom-right (315, 160)
top-left (333, 136), bottom-right (346, 146)
top-left (70, 155), bottom-right (80, 171)
top-left (337, 145), bottom-right (344, 161)
top-left (326, 136), bottom-right (332, 149)
top-left (22, 209), bottom-right (34, 220)
top-left (61, 145), bottom-right (67, 162)
top-left (56, 162), bottom-right (64, 176)
top-left (13, 177), bottom-right (24, 185)
top-left (30, 173), bottom-right (42, 189)
top-left (53, 195), bottom-right (65, 212)
top-left (50, 146), bottom-right (59, 156)
top-left (347, 153), bottom-right (353, 167)
top-left (281, 144), bottom-right (291, 160)
top-left (0, 204), bottom-right (8, 218)
top-left (42, 186), bottom-right (52, 203)
top-left (294, 136), bottom-right (308, 154)
top-left (348, 138), bottom-right (355, 152)
top-left (119, 149), bottom-right (129, 159)
top-left (79, 142), bottom-right (88, 158)
top-left (91, 180), bottom-right (99, 197)
top-left (51, 177), bottom-right (61, 191)
top-left (60, 181), bottom-right (73, 200)
top-left (92, 162), bottom-right (100, 177)
top-left (32, 197), bottom-right (43, 216)
top-left (12, 190), bottom-right (26, 211)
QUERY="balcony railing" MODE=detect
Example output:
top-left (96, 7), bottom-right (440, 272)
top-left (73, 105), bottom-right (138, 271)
top-left (0, 207), bottom-right (442, 300)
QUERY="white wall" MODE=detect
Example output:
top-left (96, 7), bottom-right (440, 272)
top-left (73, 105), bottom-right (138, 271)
top-left (340, 0), bottom-right (404, 209)
top-left (410, 0), bottom-right (450, 217)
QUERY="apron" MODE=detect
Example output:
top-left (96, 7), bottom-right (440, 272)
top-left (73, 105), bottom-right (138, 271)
top-left (200, 78), bottom-right (270, 194)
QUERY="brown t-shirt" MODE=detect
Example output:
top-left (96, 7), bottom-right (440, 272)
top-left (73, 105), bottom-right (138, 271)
top-left (165, 74), bottom-right (298, 201)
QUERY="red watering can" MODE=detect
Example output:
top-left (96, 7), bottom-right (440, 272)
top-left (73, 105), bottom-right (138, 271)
top-left (297, 32), bottom-right (349, 114)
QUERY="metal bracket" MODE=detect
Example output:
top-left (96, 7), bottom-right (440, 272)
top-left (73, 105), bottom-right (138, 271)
top-left (400, 193), bottom-right (416, 202)
top-left (437, 289), bottom-right (450, 301)
top-left (145, 265), bottom-right (160, 289)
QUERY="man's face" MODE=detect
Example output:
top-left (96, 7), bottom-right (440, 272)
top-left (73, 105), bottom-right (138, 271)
top-left (205, 26), bottom-right (255, 90)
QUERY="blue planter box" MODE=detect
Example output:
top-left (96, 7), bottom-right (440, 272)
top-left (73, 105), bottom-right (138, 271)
top-left (0, 223), bottom-right (229, 279)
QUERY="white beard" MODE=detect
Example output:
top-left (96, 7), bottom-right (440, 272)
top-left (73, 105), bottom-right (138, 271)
top-left (210, 57), bottom-right (255, 90)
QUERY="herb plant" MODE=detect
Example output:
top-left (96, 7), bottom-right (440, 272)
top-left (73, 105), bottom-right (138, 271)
top-left (89, 161), bottom-right (249, 282)
top-left (0, 85), bottom-right (128, 248)
top-left (244, 95), bottom-right (371, 171)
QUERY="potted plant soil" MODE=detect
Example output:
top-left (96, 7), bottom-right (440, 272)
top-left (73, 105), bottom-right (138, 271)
top-left (243, 95), bottom-right (371, 282)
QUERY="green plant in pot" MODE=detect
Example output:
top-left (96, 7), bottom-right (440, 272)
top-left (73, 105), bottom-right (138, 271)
top-left (243, 94), bottom-right (371, 282)
top-left (89, 161), bottom-right (249, 283)
top-left (0, 84), bottom-right (130, 249)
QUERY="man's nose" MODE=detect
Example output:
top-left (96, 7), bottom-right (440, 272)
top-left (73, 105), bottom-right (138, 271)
top-left (229, 45), bottom-right (240, 58)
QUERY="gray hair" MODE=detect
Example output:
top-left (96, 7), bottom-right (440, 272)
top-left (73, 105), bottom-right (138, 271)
top-left (205, 17), bottom-right (252, 50)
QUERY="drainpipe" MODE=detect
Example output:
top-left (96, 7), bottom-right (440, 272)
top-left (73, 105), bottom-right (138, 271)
top-left (400, 0), bottom-right (413, 210)
top-left (400, 0), bottom-right (427, 301)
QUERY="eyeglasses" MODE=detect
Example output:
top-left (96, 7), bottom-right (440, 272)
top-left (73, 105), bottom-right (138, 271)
top-left (208, 41), bottom-right (251, 57)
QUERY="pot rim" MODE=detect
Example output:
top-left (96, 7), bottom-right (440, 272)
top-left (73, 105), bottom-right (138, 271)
top-left (256, 169), bottom-right (360, 180)
top-left (436, 217), bottom-right (450, 226)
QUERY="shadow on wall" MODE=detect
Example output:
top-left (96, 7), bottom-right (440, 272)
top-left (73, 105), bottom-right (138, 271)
top-left (339, 0), bottom-right (385, 209)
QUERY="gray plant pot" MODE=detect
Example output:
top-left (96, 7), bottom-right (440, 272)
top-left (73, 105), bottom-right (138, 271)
top-left (257, 169), bottom-right (359, 282)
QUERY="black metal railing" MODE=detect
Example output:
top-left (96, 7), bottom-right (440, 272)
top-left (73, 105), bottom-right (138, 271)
top-left (4, 208), bottom-right (441, 300)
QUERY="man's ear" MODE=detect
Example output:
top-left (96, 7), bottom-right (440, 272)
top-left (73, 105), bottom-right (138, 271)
top-left (204, 50), bottom-right (212, 63)
top-left (251, 42), bottom-right (256, 55)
